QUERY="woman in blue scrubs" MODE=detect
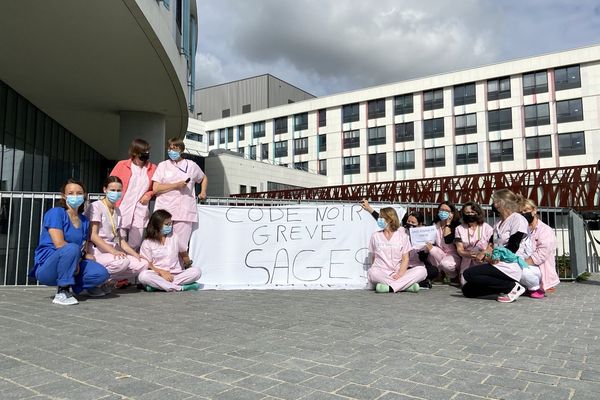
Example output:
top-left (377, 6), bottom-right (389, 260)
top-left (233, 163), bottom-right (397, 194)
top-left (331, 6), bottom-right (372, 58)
top-left (30, 179), bottom-right (109, 305)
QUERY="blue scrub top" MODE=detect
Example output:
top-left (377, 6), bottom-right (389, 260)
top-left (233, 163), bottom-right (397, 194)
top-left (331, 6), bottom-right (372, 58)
top-left (30, 207), bottom-right (89, 276)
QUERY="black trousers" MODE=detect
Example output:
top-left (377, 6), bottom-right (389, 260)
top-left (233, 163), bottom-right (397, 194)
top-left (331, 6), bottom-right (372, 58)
top-left (462, 264), bottom-right (517, 298)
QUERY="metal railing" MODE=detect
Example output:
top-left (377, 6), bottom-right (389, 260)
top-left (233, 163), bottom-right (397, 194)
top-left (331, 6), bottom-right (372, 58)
top-left (0, 193), bottom-right (597, 285)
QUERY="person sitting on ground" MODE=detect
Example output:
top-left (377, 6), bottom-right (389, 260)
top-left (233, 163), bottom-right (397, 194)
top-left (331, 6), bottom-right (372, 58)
top-left (403, 211), bottom-right (439, 289)
top-left (454, 201), bottom-right (493, 286)
top-left (30, 179), bottom-right (109, 305)
top-left (519, 199), bottom-right (560, 298)
top-left (423, 201), bottom-right (462, 284)
top-left (86, 176), bottom-right (149, 294)
top-left (367, 207), bottom-right (426, 293)
top-left (462, 189), bottom-right (529, 303)
top-left (138, 209), bottom-right (201, 292)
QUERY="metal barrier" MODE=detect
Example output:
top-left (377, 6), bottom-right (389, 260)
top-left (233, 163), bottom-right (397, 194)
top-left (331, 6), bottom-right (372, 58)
top-left (0, 193), bottom-right (596, 286)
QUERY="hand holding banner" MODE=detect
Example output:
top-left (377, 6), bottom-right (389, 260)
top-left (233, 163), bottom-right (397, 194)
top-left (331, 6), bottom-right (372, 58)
top-left (409, 225), bottom-right (437, 248)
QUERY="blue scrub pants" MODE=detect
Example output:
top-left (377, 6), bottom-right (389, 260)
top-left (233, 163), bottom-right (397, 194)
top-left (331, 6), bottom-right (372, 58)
top-left (35, 243), bottom-right (109, 294)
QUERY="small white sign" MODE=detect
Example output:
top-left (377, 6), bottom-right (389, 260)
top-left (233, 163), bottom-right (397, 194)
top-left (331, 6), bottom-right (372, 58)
top-left (409, 225), bottom-right (437, 248)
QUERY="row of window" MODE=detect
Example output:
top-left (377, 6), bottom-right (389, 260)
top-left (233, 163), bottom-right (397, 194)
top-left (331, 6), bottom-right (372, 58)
top-left (341, 131), bottom-right (586, 174)
top-left (207, 96), bottom-right (583, 146)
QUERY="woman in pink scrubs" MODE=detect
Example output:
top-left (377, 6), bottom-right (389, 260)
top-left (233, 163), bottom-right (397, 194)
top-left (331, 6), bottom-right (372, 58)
top-left (109, 139), bottom-right (157, 250)
top-left (519, 199), bottom-right (559, 298)
top-left (86, 176), bottom-right (149, 292)
top-left (368, 207), bottom-right (426, 293)
top-left (152, 138), bottom-right (207, 268)
top-left (424, 201), bottom-right (462, 282)
top-left (138, 209), bottom-right (201, 292)
top-left (455, 202), bottom-right (493, 285)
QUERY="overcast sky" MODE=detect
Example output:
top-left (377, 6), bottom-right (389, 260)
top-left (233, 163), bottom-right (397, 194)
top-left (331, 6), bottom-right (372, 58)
top-left (195, 0), bottom-right (600, 96)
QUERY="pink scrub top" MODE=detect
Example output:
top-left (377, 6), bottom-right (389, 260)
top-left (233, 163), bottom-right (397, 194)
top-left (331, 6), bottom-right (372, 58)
top-left (153, 159), bottom-right (205, 222)
top-left (369, 229), bottom-right (412, 273)
top-left (85, 200), bottom-right (121, 256)
top-left (140, 234), bottom-right (183, 273)
top-left (492, 212), bottom-right (529, 281)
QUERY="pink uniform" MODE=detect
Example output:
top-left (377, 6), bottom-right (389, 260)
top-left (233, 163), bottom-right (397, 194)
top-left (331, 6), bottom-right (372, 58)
top-left (138, 234), bottom-right (201, 291)
top-left (491, 213), bottom-right (529, 281)
top-left (427, 224), bottom-right (461, 278)
top-left (85, 200), bottom-right (148, 280)
top-left (368, 229), bottom-right (427, 292)
top-left (153, 159), bottom-right (205, 251)
top-left (521, 220), bottom-right (559, 291)
top-left (455, 222), bottom-right (494, 282)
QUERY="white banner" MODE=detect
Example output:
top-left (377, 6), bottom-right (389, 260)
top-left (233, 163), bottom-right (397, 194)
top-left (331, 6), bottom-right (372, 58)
top-left (409, 225), bottom-right (437, 249)
top-left (189, 203), bottom-right (405, 289)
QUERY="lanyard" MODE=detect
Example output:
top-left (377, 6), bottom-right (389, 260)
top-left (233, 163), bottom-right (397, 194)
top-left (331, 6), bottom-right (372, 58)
top-left (172, 159), bottom-right (188, 174)
top-left (101, 199), bottom-right (120, 242)
top-left (467, 225), bottom-right (481, 244)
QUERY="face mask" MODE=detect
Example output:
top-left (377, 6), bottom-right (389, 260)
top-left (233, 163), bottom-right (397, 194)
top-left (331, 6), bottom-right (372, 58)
top-left (66, 195), bottom-right (85, 209)
top-left (463, 214), bottom-right (478, 224)
top-left (491, 204), bottom-right (500, 216)
top-left (438, 210), bottom-right (450, 221)
top-left (376, 218), bottom-right (388, 230)
top-left (521, 212), bottom-right (535, 224)
top-left (404, 223), bottom-right (417, 229)
top-left (167, 150), bottom-right (181, 161)
top-left (106, 191), bottom-right (122, 203)
top-left (161, 225), bottom-right (173, 236)
top-left (139, 152), bottom-right (150, 162)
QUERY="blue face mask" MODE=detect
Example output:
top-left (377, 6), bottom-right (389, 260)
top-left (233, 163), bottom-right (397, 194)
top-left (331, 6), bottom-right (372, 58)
top-left (161, 224), bottom-right (173, 236)
top-left (167, 150), bottom-right (181, 161)
top-left (376, 218), bottom-right (388, 230)
top-left (66, 195), bottom-right (85, 209)
top-left (106, 191), bottom-right (122, 203)
top-left (438, 210), bottom-right (450, 221)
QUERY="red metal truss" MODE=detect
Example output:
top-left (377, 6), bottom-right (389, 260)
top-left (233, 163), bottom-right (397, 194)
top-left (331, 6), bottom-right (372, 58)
top-left (231, 163), bottom-right (600, 210)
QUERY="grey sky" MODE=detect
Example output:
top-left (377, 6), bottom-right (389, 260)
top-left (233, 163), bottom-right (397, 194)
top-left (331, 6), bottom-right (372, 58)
top-left (195, 0), bottom-right (600, 96)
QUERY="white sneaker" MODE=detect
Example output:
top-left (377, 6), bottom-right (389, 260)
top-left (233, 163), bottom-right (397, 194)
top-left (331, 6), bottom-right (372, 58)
top-left (52, 291), bottom-right (79, 306)
top-left (83, 287), bottom-right (106, 297)
top-left (497, 283), bottom-right (526, 303)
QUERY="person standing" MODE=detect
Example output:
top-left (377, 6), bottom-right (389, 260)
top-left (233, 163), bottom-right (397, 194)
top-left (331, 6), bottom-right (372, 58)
top-left (152, 137), bottom-right (208, 267)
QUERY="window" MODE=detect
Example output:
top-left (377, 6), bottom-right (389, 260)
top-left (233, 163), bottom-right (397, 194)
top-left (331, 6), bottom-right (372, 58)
top-left (488, 108), bottom-right (512, 131)
top-left (558, 131), bottom-right (586, 156)
top-left (227, 127), bottom-right (233, 143)
top-left (222, 109), bottom-right (230, 118)
top-left (274, 117), bottom-right (287, 134)
top-left (368, 153), bottom-right (387, 172)
top-left (423, 88), bottom-right (443, 111)
top-left (250, 186), bottom-right (257, 193)
top-left (318, 159), bottom-right (327, 175)
top-left (395, 150), bottom-right (415, 170)
top-left (367, 126), bottom-right (386, 146)
top-left (395, 122), bottom-right (414, 142)
top-left (295, 137), bottom-right (309, 155)
top-left (425, 146), bottom-right (445, 168)
top-left (487, 77), bottom-right (511, 100)
top-left (423, 117), bottom-right (444, 139)
top-left (239, 185), bottom-right (247, 194)
top-left (208, 131), bottom-right (214, 146)
top-left (343, 156), bottom-right (360, 175)
top-left (368, 98), bottom-right (386, 119)
top-left (526, 135), bottom-right (552, 159)
top-left (455, 113), bottom-right (477, 135)
top-left (294, 112), bottom-right (308, 130)
top-left (242, 104), bottom-right (251, 113)
top-left (343, 129), bottom-right (360, 148)
top-left (318, 109), bottom-right (326, 127)
top-left (275, 140), bottom-right (288, 157)
top-left (523, 70), bottom-right (548, 95)
top-left (261, 143), bottom-right (269, 159)
top-left (555, 65), bottom-right (581, 91)
top-left (524, 103), bottom-right (550, 127)
top-left (185, 132), bottom-right (203, 142)
top-left (253, 121), bottom-right (265, 138)
top-left (556, 98), bottom-right (583, 123)
top-left (318, 134), bottom-right (327, 152)
top-left (238, 125), bottom-right (245, 141)
top-left (249, 145), bottom-right (257, 160)
top-left (454, 83), bottom-right (476, 106)
top-left (218, 129), bottom-right (226, 144)
top-left (489, 139), bottom-right (513, 162)
top-left (394, 94), bottom-right (414, 115)
top-left (342, 103), bottom-right (360, 123)
top-left (456, 143), bottom-right (478, 165)
top-left (288, 99), bottom-right (295, 104)
top-left (296, 161), bottom-right (308, 171)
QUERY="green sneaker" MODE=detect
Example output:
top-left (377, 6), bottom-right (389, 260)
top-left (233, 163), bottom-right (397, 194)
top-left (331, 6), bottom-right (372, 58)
top-left (181, 282), bottom-right (200, 291)
top-left (405, 283), bottom-right (420, 293)
top-left (145, 285), bottom-right (159, 292)
top-left (375, 283), bottom-right (390, 293)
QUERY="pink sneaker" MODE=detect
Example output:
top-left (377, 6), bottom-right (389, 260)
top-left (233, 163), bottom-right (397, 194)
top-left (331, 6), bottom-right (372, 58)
top-left (529, 289), bottom-right (545, 299)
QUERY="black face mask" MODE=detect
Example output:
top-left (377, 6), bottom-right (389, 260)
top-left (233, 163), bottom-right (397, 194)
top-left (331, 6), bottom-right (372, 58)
top-left (139, 152), bottom-right (150, 162)
top-left (404, 224), bottom-right (417, 229)
top-left (463, 214), bottom-right (479, 224)
top-left (521, 212), bottom-right (535, 224)
top-left (491, 204), bottom-right (500, 216)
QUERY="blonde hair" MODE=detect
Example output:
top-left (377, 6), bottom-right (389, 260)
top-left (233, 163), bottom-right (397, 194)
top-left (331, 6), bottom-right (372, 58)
top-left (379, 207), bottom-right (400, 231)
top-left (522, 198), bottom-right (538, 210)
top-left (493, 189), bottom-right (524, 213)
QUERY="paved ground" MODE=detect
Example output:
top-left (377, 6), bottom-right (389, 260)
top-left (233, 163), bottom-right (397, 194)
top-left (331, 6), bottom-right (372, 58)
top-left (1, 277), bottom-right (600, 400)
